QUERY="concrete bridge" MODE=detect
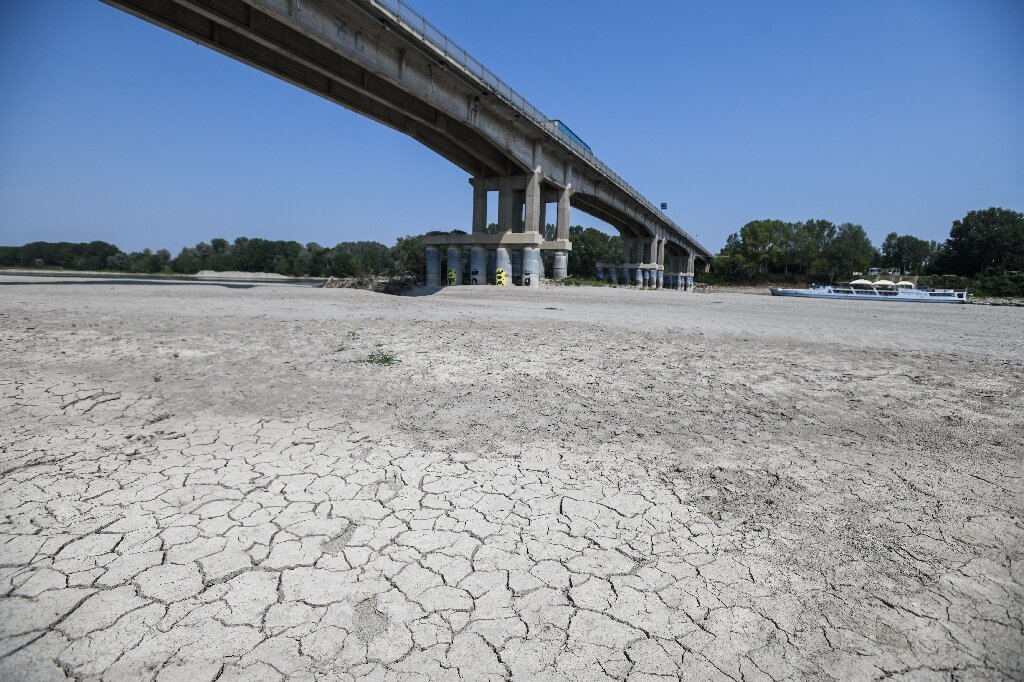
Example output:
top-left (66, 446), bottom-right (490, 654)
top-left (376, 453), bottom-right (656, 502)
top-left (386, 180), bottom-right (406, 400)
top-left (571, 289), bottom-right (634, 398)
top-left (104, 0), bottom-right (714, 288)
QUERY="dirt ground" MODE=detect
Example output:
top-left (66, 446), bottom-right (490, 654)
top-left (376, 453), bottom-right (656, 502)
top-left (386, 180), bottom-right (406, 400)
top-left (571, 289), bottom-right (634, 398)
top-left (1, 278), bottom-right (1021, 681)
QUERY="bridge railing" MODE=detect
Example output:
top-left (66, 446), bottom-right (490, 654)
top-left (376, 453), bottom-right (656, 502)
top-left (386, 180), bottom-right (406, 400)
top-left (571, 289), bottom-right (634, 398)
top-left (371, 0), bottom-right (704, 252)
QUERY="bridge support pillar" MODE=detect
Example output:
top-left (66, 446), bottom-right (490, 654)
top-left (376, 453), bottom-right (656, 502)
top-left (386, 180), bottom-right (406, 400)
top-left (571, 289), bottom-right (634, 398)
top-left (633, 268), bottom-right (643, 287)
top-left (426, 247), bottom-right (440, 287)
top-left (498, 176), bottom-right (514, 232)
top-left (486, 249), bottom-right (496, 283)
top-left (641, 269), bottom-right (649, 288)
top-left (513, 191), bottom-right (526, 232)
top-left (472, 178), bottom-right (487, 234)
top-left (523, 247), bottom-right (541, 288)
top-left (510, 249), bottom-right (523, 285)
top-left (656, 240), bottom-right (665, 289)
top-left (446, 247), bottom-right (463, 285)
top-left (524, 168), bottom-right (542, 234)
top-left (469, 246), bottom-right (486, 285)
top-left (552, 251), bottom-right (568, 281)
top-left (495, 248), bottom-right (511, 285)
top-left (595, 265), bottom-right (604, 281)
top-left (557, 184), bottom-right (572, 239)
top-left (618, 267), bottom-right (628, 285)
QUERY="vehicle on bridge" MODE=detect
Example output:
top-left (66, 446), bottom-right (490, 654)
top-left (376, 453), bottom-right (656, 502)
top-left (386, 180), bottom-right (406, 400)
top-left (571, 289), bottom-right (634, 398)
top-left (550, 120), bottom-right (592, 155)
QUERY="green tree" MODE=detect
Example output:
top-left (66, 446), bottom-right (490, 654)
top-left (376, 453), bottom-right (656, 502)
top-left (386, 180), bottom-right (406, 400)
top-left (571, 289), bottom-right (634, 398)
top-left (714, 233), bottom-right (754, 275)
top-left (106, 252), bottom-right (129, 271)
top-left (826, 223), bottom-right (876, 276)
top-left (738, 219), bottom-right (792, 273)
top-left (793, 220), bottom-right (837, 275)
top-left (203, 237), bottom-right (230, 271)
top-left (391, 235), bottom-right (425, 278)
top-left (337, 241), bottom-right (392, 275)
top-left (325, 247), bottom-right (354, 277)
top-left (880, 232), bottom-right (933, 274)
top-left (566, 226), bottom-right (621, 277)
top-left (172, 247), bottom-right (200, 273)
top-left (942, 207), bottom-right (1024, 276)
top-left (8, 241), bottom-right (122, 270)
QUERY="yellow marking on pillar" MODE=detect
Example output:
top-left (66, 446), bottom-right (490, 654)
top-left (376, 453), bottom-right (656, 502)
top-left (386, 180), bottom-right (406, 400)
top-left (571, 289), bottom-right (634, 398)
top-left (447, 269), bottom-right (457, 285)
top-left (495, 268), bottom-right (506, 286)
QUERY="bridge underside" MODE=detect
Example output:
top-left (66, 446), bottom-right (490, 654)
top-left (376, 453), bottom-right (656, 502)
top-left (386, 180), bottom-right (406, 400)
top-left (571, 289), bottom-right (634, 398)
top-left (107, 0), bottom-right (519, 177)
top-left (104, 0), bottom-right (711, 288)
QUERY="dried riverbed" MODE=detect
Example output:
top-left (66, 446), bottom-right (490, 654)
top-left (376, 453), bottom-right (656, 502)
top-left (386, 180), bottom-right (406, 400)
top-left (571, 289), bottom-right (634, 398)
top-left (1, 279), bottom-right (1022, 680)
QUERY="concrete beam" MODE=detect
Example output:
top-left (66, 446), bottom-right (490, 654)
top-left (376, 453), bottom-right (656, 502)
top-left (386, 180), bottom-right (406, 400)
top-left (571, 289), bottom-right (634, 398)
top-left (425, 233), bottom-right (541, 247)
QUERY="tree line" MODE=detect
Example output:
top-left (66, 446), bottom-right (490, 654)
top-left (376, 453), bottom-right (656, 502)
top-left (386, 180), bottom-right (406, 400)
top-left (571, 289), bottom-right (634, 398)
top-left (3, 207), bottom-right (1018, 286)
top-left (0, 225), bottom-right (623, 280)
top-left (712, 207), bottom-right (1023, 280)
top-left (0, 236), bottom-right (427, 278)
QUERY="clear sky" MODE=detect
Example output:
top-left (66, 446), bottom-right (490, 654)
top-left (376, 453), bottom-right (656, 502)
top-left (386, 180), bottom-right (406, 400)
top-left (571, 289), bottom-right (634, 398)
top-left (1, 0), bottom-right (1022, 254)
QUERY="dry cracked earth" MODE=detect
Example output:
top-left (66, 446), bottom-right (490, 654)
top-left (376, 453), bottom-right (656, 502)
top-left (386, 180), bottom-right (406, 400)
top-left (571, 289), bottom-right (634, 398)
top-left (1, 278), bottom-right (1022, 681)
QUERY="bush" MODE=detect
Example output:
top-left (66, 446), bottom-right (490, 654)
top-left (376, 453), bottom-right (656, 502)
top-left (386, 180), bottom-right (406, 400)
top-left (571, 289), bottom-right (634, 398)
top-left (919, 272), bottom-right (1024, 297)
top-left (553, 277), bottom-right (611, 287)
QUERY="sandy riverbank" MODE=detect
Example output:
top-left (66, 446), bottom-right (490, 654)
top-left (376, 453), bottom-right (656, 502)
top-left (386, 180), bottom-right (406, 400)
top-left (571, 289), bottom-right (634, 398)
top-left (1, 278), bottom-right (1021, 680)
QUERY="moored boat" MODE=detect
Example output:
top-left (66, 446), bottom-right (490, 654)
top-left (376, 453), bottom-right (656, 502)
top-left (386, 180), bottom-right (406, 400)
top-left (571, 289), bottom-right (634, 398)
top-left (769, 280), bottom-right (969, 303)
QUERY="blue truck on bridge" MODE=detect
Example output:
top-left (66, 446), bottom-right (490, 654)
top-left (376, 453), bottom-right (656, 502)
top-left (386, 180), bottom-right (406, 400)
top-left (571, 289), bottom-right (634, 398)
top-left (551, 120), bottom-right (592, 155)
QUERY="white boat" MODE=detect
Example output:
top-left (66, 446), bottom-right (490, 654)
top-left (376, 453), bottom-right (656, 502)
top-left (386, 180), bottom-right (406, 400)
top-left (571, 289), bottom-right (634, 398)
top-left (769, 280), bottom-right (969, 303)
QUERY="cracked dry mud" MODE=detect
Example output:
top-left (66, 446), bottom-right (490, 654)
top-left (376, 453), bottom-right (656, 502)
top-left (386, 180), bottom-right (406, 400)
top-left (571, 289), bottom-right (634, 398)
top-left (1, 279), bottom-right (1022, 681)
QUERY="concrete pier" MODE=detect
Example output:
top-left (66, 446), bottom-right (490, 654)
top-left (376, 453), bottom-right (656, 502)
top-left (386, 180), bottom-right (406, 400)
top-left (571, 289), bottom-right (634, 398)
top-left (495, 248), bottom-right (510, 286)
top-left (486, 249), bottom-right (496, 284)
top-left (552, 251), bottom-right (568, 280)
top-left (469, 246), bottom-right (486, 285)
top-left (510, 250), bottom-right (523, 285)
top-left (592, 259), bottom-right (697, 293)
top-left (426, 247), bottom-right (441, 287)
top-left (523, 247), bottom-right (541, 288)
top-left (446, 246), bottom-right (463, 286)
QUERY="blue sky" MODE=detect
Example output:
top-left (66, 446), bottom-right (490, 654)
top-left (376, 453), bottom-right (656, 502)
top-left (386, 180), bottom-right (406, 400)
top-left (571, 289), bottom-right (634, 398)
top-left (1, 0), bottom-right (1022, 254)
